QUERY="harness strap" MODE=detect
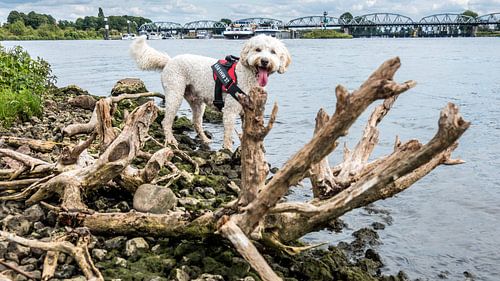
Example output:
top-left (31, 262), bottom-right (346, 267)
top-left (211, 55), bottom-right (247, 111)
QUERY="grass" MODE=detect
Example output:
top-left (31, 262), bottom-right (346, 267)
top-left (0, 44), bottom-right (55, 127)
top-left (0, 88), bottom-right (42, 126)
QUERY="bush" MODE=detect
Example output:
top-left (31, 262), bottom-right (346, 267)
top-left (303, 29), bottom-right (352, 39)
top-left (0, 45), bottom-right (56, 126)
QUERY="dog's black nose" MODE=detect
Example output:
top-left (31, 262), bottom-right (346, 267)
top-left (261, 59), bottom-right (269, 67)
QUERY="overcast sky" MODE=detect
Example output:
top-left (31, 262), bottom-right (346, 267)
top-left (0, 0), bottom-right (498, 24)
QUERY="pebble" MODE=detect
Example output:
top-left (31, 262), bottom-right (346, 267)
top-left (115, 257), bottom-right (127, 268)
top-left (92, 249), bottom-right (107, 261)
top-left (125, 237), bottom-right (149, 257)
top-left (104, 236), bottom-right (127, 250)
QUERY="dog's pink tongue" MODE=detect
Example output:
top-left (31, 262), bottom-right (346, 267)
top-left (258, 68), bottom-right (269, 87)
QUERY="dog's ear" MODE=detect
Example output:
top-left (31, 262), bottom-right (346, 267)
top-left (278, 44), bottom-right (291, 74)
top-left (239, 41), bottom-right (252, 67)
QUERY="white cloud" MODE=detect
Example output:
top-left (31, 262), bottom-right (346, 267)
top-left (0, 0), bottom-right (498, 24)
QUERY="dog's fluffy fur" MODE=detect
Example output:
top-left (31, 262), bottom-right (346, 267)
top-left (130, 35), bottom-right (291, 150)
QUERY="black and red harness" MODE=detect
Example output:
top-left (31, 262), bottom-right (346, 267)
top-left (211, 55), bottom-right (246, 111)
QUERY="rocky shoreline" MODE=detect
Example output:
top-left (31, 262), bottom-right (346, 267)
top-left (0, 80), bottom-right (410, 281)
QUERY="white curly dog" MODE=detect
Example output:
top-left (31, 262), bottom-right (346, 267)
top-left (130, 35), bottom-right (291, 150)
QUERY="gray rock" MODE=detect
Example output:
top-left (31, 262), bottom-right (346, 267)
top-left (210, 150), bottom-right (232, 165)
top-left (55, 264), bottom-right (75, 278)
top-left (104, 236), bottom-right (127, 250)
top-left (133, 184), bottom-right (177, 214)
top-left (169, 268), bottom-right (190, 281)
top-left (203, 187), bottom-right (216, 196)
top-left (20, 257), bottom-right (38, 265)
top-left (2, 215), bottom-right (31, 236)
top-left (4, 252), bottom-right (19, 264)
top-left (0, 241), bottom-right (9, 257)
top-left (68, 95), bottom-right (97, 110)
top-left (178, 197), bottom-right (200, 207)
top-left (92, 249), bottom-right (107, 261)
top-left (14, 274), bottom-right (28, 281)
top-left (8, 243), bottom-right (30, 259)
top-left (193, 274), bottom-right (224, 281)
top-left (23, 204), bottom-right (45, 222)
top-left (115, 257), bottom-right (127, 268)
top-left (111, 78), bottom-right (148, 96)
top-left (125, 237), bottom-right (149, 257)
top-left (179, 189), bottom-right (190, 197)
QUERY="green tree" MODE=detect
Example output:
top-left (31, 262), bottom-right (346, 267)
top-left (462, 10), bottom-right (478, 18)
top-left (7, 11), bottom-right (27, 25)
top-left (220, 18), bottom-right (232, 25)
top-left (340, 12), bottom-right (353, 23)
top-left (8, 20), bottom-right (27, 36)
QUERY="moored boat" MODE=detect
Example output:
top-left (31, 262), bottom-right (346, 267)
top-left (223, 21), bottom-right (254, 39)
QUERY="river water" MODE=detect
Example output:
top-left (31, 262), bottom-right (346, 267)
top-left (2, 38), bottom-right (499, 281)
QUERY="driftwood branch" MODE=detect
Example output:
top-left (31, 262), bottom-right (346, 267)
top-left (62, 92), bottom-right (163, 137)
top-left (0, 230), bottom-right (103, 281)
top-left (235, 57), bottom-right (416, 236)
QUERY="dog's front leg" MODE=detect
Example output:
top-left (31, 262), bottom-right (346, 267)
top-left (222, 105), bottom-right (241, 151)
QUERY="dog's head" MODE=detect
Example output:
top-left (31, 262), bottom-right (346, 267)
top-left (240, 35), bottom-right (291, 87)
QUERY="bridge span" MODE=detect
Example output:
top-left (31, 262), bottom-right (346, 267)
top-left (137, 12), bottom-right (499, 38)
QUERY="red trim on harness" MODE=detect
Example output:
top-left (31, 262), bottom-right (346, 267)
top-left (213, 59), bottom-right (238, 91)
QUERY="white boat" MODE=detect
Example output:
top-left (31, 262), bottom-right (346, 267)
top-left (254, 23), bottom-right (280, 37)
top-left (223, 22), bottom-right (254, 39)
top-left (147, 32), bottom-right (162, 40)
top-left (196, 30), bottom-right (211, 39)
top-left (121, 33), bottom-right (137, 40)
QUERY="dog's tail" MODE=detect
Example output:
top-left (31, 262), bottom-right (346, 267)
top-left (129, 36), bottom-right (170, 72)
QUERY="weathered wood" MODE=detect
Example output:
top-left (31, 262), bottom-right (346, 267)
top-left (0, 230), bottom-right (103, 281)
top-left (62, 92), bottom-right (163, 137)
top-left (0, 136), bottom-right (58, 153)
top-left (238, 87), bottom-right (277, 207)
top-left (219, 219), bottom-right (282, 281)
top-left (336, 95), bottom-right (398, 186)
top-left (234, 57), bottom-right (416, 236)
top-left (64, 211), bottom-right (216, 237)
top-left (26, 101), bottom-right (158, 209)
top-left (271, 103), bottom-right (469, 242)
top-left (309, 109), bottom-right (340, 198)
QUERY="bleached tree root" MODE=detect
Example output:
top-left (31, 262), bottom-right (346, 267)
top-left (0, 230), bottom-right (103, 281)
top-left (0, 136), bottom-right (58, 153)
top-left (62, 92), bottom-right (163, 137)
top-left (22, 101), bottom-right (158, 210)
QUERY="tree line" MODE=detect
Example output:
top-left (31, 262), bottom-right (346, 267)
top-left (0, 8), bottom-right (152, 40)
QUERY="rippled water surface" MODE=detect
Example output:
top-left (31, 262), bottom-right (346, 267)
top-left (3, 38), bottom-right (499, 280)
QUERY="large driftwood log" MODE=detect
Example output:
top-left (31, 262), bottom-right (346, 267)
top-left (233, 57), bottom-right (416, 236)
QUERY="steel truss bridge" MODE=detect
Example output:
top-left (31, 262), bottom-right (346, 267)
top-left (138, 13), bottom-right (499, 37)
top-left (286, 13), bottom-right (500, 37)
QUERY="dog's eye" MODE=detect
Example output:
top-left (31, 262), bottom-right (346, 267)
top-left (271, 49), bottom-right (276, 54)
top-left (255, 48), bottom-right (261, 52)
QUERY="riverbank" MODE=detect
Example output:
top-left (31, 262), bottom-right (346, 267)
top-left (0, 80), bottom-right (412, 281)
